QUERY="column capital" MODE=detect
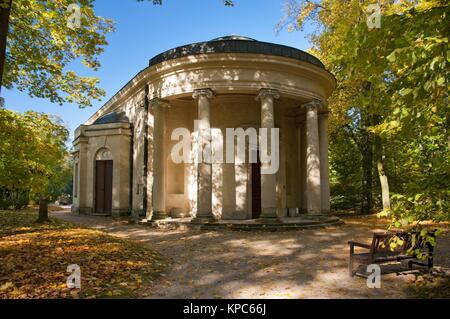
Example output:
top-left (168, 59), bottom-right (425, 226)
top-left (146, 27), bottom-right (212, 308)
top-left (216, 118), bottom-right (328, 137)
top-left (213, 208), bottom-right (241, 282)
top-left (193, 88), bottom-right (214, 100)
top-left (303, 98), bottom-right (324, 110)
top-left (256, 88), bottom-right (280, 101)
top-left (150, 98), bottom-right (170, 109)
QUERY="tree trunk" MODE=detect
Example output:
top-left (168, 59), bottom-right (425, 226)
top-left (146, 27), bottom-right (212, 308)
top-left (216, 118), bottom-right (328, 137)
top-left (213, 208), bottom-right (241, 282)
top-left (360, 134), bottom-right (373, 214)
top-left (377, 161), bottom-right (391, 211)
top-left (37, 198), bottom-right (49, 223)
top-left (0, 0), bottom-right (12, 97)
top-left (346, 122), bottom-right (374, 214)
top-left (375, 138), bottom-right (391, 211)
top-left (446, 112), bottom-right (450, 151)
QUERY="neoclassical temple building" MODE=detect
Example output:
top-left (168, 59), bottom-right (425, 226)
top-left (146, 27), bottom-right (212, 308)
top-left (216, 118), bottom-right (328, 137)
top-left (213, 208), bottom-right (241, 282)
top-left (72, 36), bottom-right (336, 223)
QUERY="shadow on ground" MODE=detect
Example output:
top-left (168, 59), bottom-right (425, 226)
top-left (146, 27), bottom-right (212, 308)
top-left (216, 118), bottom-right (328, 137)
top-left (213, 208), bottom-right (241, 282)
top-left (51, 212), bottom-right (450, 299)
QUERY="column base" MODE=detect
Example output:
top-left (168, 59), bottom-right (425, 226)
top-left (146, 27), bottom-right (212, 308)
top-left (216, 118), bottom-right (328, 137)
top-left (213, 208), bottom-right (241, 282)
top-left (132, 209), bottom-right (147, 219)
top-left (151, 211), bottom-right (168, 221)
top-left (78, 207), bottom-right (93, 215)
top-left (259, 209), bottom-right (281, 223)
top-left (191, 214), bottom-right (216, 224)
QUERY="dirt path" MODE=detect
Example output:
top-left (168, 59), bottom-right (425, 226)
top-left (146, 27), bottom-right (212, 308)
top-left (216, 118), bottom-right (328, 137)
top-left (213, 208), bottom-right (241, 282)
top-left (51, 211), bottom-right (449, 299)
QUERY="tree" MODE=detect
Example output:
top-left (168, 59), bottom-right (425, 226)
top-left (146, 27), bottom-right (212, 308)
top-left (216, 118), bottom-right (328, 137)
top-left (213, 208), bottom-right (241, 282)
top-left (278, 0), bottom-right (449, 223)
top-left (0, 0), bottom-right (12, 104)
top-left (0, 108), bottom-right (69, 221)
top-left (47, 155), bottom-right (73, 202)
top-left (0, 0), bottom-right (236, 106)
top-left (0, 0), bottom-right (114, 107)
top-left (329, 128), bottom-right (363, 211)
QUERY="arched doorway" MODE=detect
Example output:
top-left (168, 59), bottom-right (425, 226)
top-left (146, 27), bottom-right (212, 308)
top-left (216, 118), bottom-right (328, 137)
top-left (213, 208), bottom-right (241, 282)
top-left (95, 149), bottom-right (113, 215)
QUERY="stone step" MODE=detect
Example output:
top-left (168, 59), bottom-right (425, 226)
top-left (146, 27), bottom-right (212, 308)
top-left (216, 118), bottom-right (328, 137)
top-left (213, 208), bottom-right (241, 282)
top-left (139, 216), bottom-right (344, 232)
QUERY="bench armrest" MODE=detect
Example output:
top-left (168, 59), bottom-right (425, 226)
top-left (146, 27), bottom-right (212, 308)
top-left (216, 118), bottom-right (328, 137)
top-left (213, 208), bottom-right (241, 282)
top-left (348, 241), bottom-right (371, 250)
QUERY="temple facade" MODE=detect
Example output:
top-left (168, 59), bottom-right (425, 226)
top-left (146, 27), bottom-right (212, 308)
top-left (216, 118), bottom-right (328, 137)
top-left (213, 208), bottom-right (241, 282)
top-left (72, 35), bottom-right (336, 222)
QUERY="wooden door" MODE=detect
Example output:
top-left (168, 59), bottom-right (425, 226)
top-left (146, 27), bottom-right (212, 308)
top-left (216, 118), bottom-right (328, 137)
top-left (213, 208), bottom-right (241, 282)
top-left (95, 160), bottom-right (113, 215)
top-left (251, 158), bottom-right (262, 219)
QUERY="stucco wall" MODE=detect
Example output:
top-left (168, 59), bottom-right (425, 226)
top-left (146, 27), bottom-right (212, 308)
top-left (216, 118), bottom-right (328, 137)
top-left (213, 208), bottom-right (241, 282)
top-left (72, 123), bottom-right (131, 216)
top-left (73, 50), bottom-right (334, 218)
top-left (162, 95), bottom-right (303, 219)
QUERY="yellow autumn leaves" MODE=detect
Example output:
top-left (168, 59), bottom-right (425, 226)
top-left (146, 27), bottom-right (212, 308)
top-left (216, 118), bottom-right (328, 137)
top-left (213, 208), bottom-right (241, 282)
top-left (0, 209), bottom-right (169, 299)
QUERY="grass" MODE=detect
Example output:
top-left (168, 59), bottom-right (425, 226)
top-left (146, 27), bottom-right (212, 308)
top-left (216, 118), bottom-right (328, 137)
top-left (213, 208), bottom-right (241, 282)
top-left (0, 208), bottom-right (169, 299)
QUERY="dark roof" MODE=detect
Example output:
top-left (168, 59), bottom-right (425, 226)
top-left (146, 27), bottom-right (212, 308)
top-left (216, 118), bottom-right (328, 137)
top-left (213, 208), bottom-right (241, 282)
top-left (148, 35), bottom-right (324, 69)
top-left (211, 35), bottom-right (257, 41)
top-left (93, 111), bottom-right (129, 125)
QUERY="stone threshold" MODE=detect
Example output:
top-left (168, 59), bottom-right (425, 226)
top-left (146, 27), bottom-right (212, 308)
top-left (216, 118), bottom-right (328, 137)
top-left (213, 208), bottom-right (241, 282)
top-left (139, 215), bottom-right (344, 232)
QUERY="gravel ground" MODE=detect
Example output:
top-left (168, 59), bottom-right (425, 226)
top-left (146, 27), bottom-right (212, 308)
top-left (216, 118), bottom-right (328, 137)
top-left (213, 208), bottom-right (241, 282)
top-left (51, 211), bottom-right (450, 299)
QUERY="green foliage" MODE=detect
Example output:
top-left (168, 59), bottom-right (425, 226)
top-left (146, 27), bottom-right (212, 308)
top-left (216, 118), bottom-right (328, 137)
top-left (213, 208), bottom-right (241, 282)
top-left (385, 192), bottom-right (450, 226)
top-left (378, 131), bottom-right (450, 225)
top-left (281, 0), bottom-right (449, 223)
top-left (329, 129), bottom-right (362, 210)
top-left (374, 5), bottom-right (448, 139)
top-left (3, 0), bottom-right (114, 107)
top-left (387, 230), bottom-right (437, 263)
top-left (47, 155), bottom-right (73, 202)
top-left (0, 108), bottom-right (69, 206)
top-left (2, 0), bottom-right (236, 107)
top-left (0, 189), bottom-right (29, 210)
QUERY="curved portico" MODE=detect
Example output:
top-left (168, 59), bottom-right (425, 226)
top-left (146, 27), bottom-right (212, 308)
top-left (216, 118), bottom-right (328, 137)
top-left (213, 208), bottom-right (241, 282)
top-left (72, 35), bottom-right (336, 223)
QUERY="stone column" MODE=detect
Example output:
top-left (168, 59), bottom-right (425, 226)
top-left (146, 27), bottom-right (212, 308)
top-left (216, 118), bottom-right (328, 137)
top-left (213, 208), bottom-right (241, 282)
top-left (235, 160), bottom-right (248, 214)
top-left (151, 98), bottom-right (170, 220)
top-left (257, 88), bottom-right (280, 222)
top-left (192, 89), bottom-right (215, 223)
top-left (305, 100), bottom-right (322, 214)
top-left (76, 137), bottom-right (89, 214)
top-left (221, 163), bottom-right (236, 219)
top-left (319, 112), bottom-right (331, 213)
top-left (296, 121), bottom-right (307, 213)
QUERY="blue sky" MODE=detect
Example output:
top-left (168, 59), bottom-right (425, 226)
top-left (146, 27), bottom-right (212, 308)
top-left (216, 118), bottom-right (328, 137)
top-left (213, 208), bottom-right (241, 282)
top-left (4, 0), bottom-right (312, 142)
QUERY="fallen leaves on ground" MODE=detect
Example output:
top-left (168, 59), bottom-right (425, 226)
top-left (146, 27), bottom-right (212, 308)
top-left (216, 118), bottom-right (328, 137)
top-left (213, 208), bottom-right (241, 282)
top-left (342, 214), bottom-right (450, 231)
top-left (409, 271), bottom-right (450, 299)
top-left (0, 209), bottom-right (169, 299)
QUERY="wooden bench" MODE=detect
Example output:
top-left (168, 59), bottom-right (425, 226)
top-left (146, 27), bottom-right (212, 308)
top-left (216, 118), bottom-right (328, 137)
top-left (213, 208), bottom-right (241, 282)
top-left (348, 230), bottom-right (436, 277)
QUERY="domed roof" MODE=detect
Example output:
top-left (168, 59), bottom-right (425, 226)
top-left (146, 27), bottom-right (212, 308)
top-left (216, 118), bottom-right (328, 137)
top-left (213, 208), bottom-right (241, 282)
top-left (93, 111), bottom-right (129, 125)
top-left (148, 35), bottom-right (324, 69)
top-left (210, 35), bottom-right (257, 42)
